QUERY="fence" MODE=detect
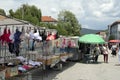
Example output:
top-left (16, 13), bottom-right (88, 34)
top-left (0, 37), bottom-right (77, 79)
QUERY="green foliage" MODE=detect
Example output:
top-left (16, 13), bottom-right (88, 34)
top-left (8, 4), bottom-right (81, 36)
top-left (9, 4), bottom-right (41, 25)
top-left (109, 35), bottom-right (115, 40)
top-left (57, 23), bottom-right (68, 35)
top-left (57, 10), bottom-right (81, 36)
top-left (0, 8), bottom-right (6, 15)
top-left (9, 9), bottom-right (14, 17)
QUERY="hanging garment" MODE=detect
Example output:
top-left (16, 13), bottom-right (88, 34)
top-left (8, 43), bottom-right (14, 53)
top-left (14, 29), bottom-right (22, 43)
top-left (0, 27), bottom-right (8, 44)
top-left (14, 29), bottom-right (22, 56)
top-left (7, 29), bottom-right (14, 53)
top-left (6, 28), bottom-right (12, 42)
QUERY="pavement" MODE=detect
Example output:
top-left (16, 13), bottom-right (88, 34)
top-left (31, 54), bottom-right (120, 80)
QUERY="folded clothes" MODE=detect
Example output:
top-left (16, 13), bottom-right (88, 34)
top-left (22, 65), bottom-right (30, 70)
top-left (18, 66), bottom-right (26, 72)
top-left (16, 56), bottom-right (27, 62)
top-left (24, 60), bottom-right (42, 66)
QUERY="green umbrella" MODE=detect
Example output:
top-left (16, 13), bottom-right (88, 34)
top-left (79, 34), bottom-right (105, 44)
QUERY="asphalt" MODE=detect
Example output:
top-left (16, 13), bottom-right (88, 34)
top-left (30, 54), bottom-right (120, 80)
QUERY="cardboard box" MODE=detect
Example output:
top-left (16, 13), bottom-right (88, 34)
top-left (37, 57), bottom-right (52, 65)
top-left (0, 70), bottom-right (5, 80)
top-left (5, 66), bottom-right (18, 78)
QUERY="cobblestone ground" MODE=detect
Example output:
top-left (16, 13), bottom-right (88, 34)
top-left (31, 54), bottom-right (120, 80)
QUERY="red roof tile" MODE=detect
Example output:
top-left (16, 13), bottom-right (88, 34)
top-left (41, 16), bottom-right (57, 22)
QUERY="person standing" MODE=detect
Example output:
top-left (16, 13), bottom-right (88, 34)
top-left (117, 46), bottom-right (120, 65)
top-left (111, 44), bottom-right (117, 57)
top-left (94, 44), bottom-right (101, 62)
top-left (103, 44), bottom-right (109, 63)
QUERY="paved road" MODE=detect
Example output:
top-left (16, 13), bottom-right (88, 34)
top-left (31, 54), bottom-right (120, 80)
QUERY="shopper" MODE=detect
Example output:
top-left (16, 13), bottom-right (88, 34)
top-left (102, 44), bottom-right (109, 63)
top-left (94, 44), bottom-right (101, 62)
top-left (117, 46), bottom-right (120, 65)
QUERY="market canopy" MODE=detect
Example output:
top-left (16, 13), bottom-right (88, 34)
top-left (109, 40), bottom-right (120, 43)
top-left (79, 34), bottom-right (105, 44)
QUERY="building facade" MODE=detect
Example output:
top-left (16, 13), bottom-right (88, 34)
top-left (41, 16), bottom-right (57, 25)
top-left (0, 14), bottom-right (35, 34)
top-left (108, 20), bottom-right (120, 40)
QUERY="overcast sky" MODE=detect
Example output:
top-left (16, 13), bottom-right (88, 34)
top-left (0, 0), bottom-right (120, 30)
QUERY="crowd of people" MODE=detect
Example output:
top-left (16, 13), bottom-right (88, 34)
top-left (79, 42), bottom-right (120, 65)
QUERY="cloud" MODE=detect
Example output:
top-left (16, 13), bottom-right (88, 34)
top-left (100, 0), bottom-right (114, 12)
top-left (0, 0), bottom-right (15, 13)
top-left (51, 8), bottom-right (57, 13)
top-left (93, 11), bottom-right (104, 18)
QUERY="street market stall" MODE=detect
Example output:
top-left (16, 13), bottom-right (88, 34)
top-left (79, 34), bottom-right (105, 63)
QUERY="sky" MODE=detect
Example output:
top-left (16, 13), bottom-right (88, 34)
top-left (0, 0), bottom-right (120, 30)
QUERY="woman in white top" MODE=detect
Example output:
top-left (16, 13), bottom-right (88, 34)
top-left (103, 44), bottom-right (109, 63)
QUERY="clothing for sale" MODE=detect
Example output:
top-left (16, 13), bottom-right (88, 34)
top-left (0, 27), bottom-right (11, 44)
top-left (14, 42), bottom-right (20, 56)
top-left (25, 32), bottom-right (30, 39)
top-left (24, 60), bottom-right (42, 67)
top-left (41, 31), bottom-right (47, 41)
top-left (29, 31), bottom-right (34, 39)
top-left (33, 32), bottom-right (42, 41)
top-left (0, 27), bottom-right (7, 43)
top-left (14, 29), bottom-right (22, 43)
top-left (22, 65), bottom-right (31, 70)
top-left (6, 28), bottom-right (12, 43)
top-left (29, 31), bottom-right (34, 50)
top-left (9, 33), bottom-right (14, 42)
top-left (29, 39), bottom-right (34, 50)
top-left (16, 56), bottom-right (27, 62)
top-left (31, 39), bottom-right (35, 51)
top-left (0, 28), bottom-right (14, 54)
top-left (14, 29), bottom-right (22, 56)
top-left (8, 42), bottom-right (14, 53)
top-left (18, 66), bottom-right (26, 72)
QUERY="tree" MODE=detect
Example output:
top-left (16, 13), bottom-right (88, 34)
top-left (0, 8), bottom-right (6, 16)
top-left (57, 10), bottom-right (81, 36)
top-left (9, 9), bottom-right (14, 17)
top-left (57, 23), bottom-right (68, 35)
top-left (9, 4), bottom-right (42, 25)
